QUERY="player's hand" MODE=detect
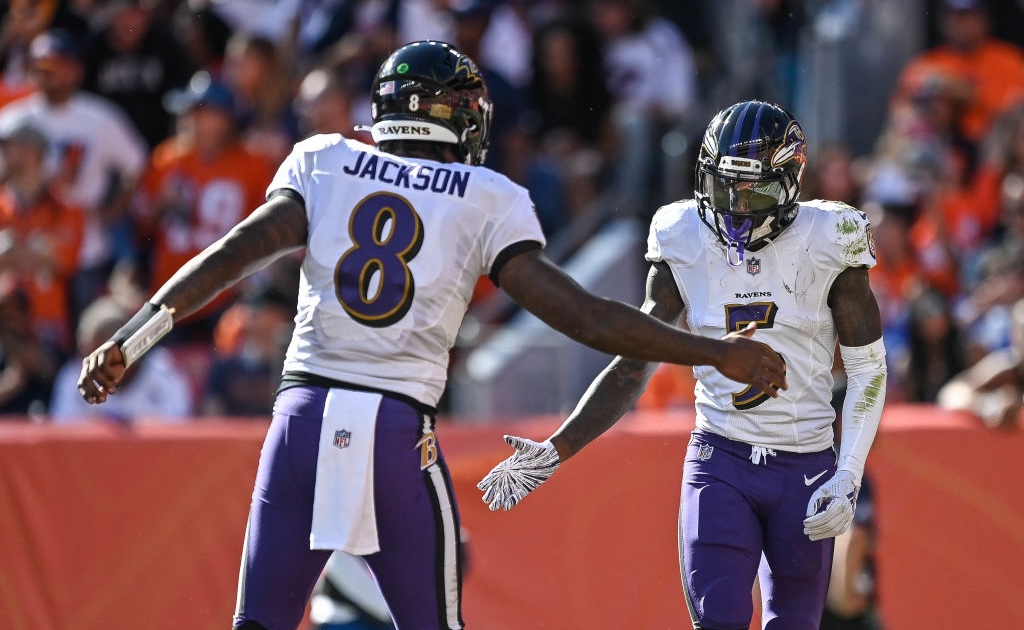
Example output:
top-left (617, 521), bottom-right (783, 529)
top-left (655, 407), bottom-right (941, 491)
top-left (77, 341), bottom-right (127, 404)
top-left (477, 435), bottom-right (561, 511)
top-left (718, 322), bottom-right (787, 396)
top-left (803, 470), bottom-right (858, 541)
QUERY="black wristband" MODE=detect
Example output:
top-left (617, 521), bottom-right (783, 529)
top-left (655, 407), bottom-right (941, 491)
top-left (111, 302), bottom-right (163, 346)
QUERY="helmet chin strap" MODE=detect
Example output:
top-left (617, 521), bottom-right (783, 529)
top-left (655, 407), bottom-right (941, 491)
top-left (723, 215), bottom-right (752, 267)
top-left (727, 240), bottom-right (745, 267)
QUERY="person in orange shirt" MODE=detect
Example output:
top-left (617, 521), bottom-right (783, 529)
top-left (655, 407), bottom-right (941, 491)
top-left (0, 118), bottom-right (84, 352)
top-left (895, 0), bottom-right (1024, 146)
top-left (134, 71), bottom-right (274, 341)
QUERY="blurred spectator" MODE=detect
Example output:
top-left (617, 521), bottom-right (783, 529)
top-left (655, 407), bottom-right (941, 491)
top-left (0, 281), bottom-right (60, 418)
top-left (499, 124), bottom-right (566, 238)
top-left (974, 101), bottom-right (1024, 241)
top-left (590, 0), bottom-right (698, 217)
top-left (0, 28), bottom-right (148, 318)
top-left (475, 0), bottom-right (535, 89)
top-left (81, 0), bottom-right (196, 149)
top-left (132, 71), bottom-right (274, 342)
top-left (905, 286), bottom-right (966, 402)
top-left (293, 65), bottom-right (359, 139)
top-left (171, 0), bottom-right (233, 75)
top-left (869, 66), bottom-right (996, 301)
top-left (803, 143), bottom-right (863, 206)
top-left (397, 0), bottom-right (453, 49)
top-left (528, 16), bottom-right (612, 217)
top-left (925, 0), bottom-right (1024, 51)
top-left (701, 0), bottom-right (806, 109)
top-left (202, 287), bottom-right (293, 418)
top-left (938, 296), bottom-right (1024, 429)
top-left (941, 103), bottom-right (1024, 363)
top-left (864, 203), bottom-right (922, 403)
top-left (49, 294), bottom-right (193, 422)
top-left (222, 32), bottom-right (298, 164)
top-left (314, 1), bottom-right (398, 134)
top-left (894, 0), bottom-right (1024, 148)
top-left (199, 0), bottom-right (303, 45)
top-left (0, 0), bottom-right (87, 105)
top-left (529, 16), bottom-right (610, 151)
top-left (303, 0), bottom-right (399, 61)
top-left (0, 117), bottom-right (84, 352)
top-left (447, 0), bottom-right (526, 172)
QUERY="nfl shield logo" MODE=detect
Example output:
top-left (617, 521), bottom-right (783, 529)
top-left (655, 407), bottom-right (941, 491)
top-left (333, 430), bottom-right (351, 449)
top-left (697, 444), bottom-right (714, 461)
top-left (746, 257), bottom-right (761, 276)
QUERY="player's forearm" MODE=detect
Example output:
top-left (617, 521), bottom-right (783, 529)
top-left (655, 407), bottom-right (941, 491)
top-left (500, 251), bottom-right (714, 367)
top-left (550, 357), bottom-right (658, 461)
top-left (569, 297), bottom-right (722, 366)
top-left (151, 197), bottom-right (307, 320)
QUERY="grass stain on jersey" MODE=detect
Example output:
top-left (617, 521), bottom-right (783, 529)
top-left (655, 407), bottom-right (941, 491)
top-left (836, 216), bottom-right (869, 261)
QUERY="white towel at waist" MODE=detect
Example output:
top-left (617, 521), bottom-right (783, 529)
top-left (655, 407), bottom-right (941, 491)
top-left (310, 389), bottom-right (382, 554)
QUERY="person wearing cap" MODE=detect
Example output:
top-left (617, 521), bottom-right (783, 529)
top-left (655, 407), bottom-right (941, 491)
top-left (131, 71), bottom-right (274, 342)
top-left (0, 28), bottom-right (149, 320)
top-left (895, 0), bottom-right (1024, 145)
top-left (0, 117), bottom-right (85, 353)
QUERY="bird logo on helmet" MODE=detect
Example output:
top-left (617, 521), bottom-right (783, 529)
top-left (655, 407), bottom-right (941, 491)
top-left (695, 100), bottom-right (807, 267)
top-left (367, 40), bottom-right (493, 166)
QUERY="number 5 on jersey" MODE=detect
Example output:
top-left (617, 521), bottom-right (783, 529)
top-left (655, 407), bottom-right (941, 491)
top-left (335, 192), bottom-right (424, 327)
top-left (726, 302), bottom-right (785, 410)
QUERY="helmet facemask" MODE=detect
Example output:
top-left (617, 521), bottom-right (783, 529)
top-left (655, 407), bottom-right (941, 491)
top-left (694, 101), bottom-right (806, 267)
top-left (697, 157), bottom-right (799, 266)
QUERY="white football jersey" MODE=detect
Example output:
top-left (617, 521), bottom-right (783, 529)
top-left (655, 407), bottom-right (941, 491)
top-left (272, 135), bottom-right (545, 408)
top-left (646, 199), bottom-right (877, 452)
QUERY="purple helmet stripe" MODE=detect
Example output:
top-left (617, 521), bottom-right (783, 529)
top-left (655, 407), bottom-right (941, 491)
top-left (727, 101), bottom-right (754, 157)
top-left (747, 102), bottom-right (766, 159)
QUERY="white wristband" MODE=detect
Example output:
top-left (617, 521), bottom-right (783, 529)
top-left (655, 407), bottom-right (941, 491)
top-left (118, 304), bottom-right (175, 368)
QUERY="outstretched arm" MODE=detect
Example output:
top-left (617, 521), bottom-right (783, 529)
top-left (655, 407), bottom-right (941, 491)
top-left (497, 249), bottom-right (786, 391)
top-left (77, 193), bottom-right (308, 404)
top-left (549, 261), bottom-right (684, 461)
top-left (479, 261), bottom-right (772, 511)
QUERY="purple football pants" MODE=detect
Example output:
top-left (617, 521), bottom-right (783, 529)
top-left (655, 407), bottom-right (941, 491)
top-left (233, 385), bottom-right (464, 630)
top-left (680, 429), bottom-right (835, 630)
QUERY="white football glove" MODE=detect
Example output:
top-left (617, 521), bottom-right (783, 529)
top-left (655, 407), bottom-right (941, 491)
top-left (803, 470), bottom-right (859, 541)
top-left (477, 435), bottom-right (560, 512)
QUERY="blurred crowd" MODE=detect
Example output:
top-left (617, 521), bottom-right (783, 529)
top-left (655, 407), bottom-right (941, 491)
top-left (1, 0), bottom-right (1024, 425)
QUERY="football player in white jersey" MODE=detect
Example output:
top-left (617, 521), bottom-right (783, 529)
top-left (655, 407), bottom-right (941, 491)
top-left (76, 45), bottom-right (787, 630)
top-left (478, 100), bottom-right (887, 630)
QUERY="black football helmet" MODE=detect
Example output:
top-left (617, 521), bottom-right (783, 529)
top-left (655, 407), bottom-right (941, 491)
top-left (694, 100), bottom-right (807, 266)
top-left (368, 40), bottom-right (493, 166)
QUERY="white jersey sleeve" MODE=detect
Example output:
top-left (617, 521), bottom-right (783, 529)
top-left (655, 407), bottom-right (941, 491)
top-left (646, 199), bottom-right (877, 452)
top-left (272, 136), bottom-right (545, 408)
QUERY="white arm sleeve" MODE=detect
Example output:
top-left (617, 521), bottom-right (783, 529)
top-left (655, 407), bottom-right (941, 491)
top-left (838, 338), bottom-right (887, 486)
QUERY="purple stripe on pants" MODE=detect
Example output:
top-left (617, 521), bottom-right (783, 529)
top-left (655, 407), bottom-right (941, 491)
top-left (680, 428), bottom-right (834, 630)
top-left (233, 385), bottom-right (463, 630)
